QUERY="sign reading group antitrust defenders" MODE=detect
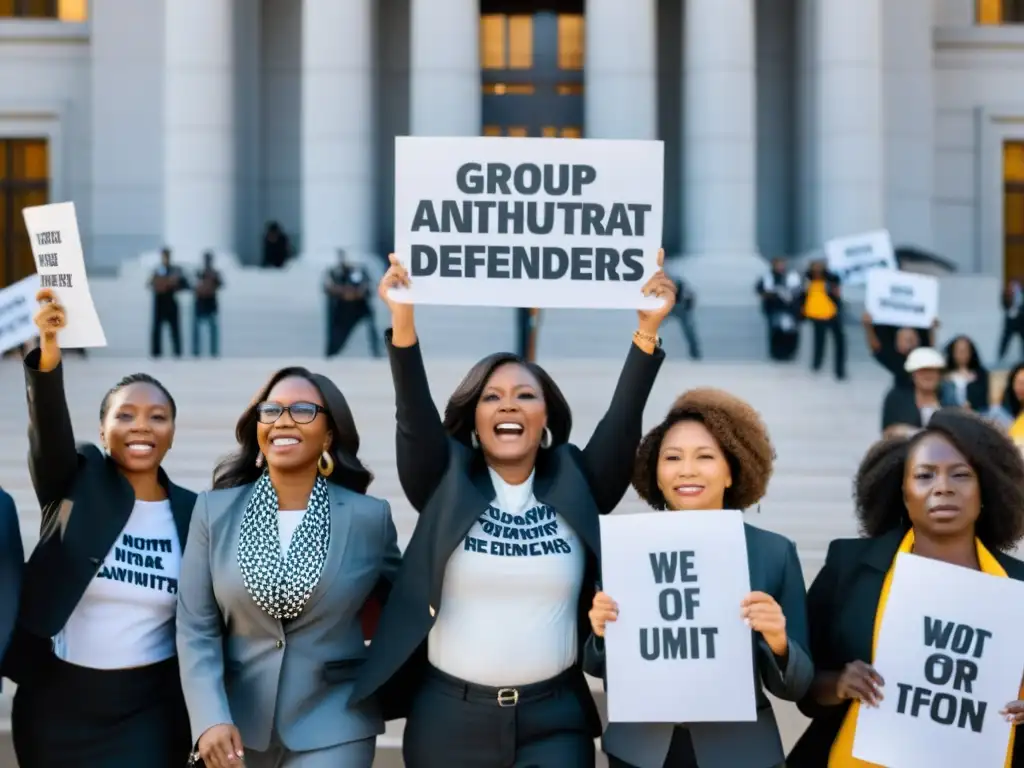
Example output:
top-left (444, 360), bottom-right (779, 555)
top-left (390, 136), bottom-right (665, 310)
top-left (599, 510), bottom-right (757, 723)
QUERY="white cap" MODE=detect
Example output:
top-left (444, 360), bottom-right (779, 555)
top-left (905, 347), bottom-right (946, 373)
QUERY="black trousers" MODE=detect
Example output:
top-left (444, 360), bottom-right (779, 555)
top-left (402, 665), bottom-right (595, 768)
top-left (12, 655), bottom-right (191, 768)
top-left (151, 300), bottom-right (182, 358)
top-left (810, 317), bottom-right (846, 379)
top-left (607, 727), bottom-right (698, 768)
top-left (326, 301), bottom-right (382, 357)
top-left (999, 316), bottom-right (1024, 360)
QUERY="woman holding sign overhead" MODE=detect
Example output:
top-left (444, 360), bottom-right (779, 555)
top-left (787, 409), bottom-right (1024, 767)
top-left (350, 252), bottom-right (675, 767)
top-left (586, 389), bottom-right (814, 768)
top-left (6, 288), bottom-right (195, 767)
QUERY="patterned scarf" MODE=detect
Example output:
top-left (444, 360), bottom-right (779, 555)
top-left (237, 472), bottom-right (331, 621)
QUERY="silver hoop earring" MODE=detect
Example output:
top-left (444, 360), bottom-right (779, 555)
top-left (470, 431), bottom-right (480, 449)
top-left (540, 426), bottom-right (553, 449)
top-left (255, 452), bottom-right (264, 468)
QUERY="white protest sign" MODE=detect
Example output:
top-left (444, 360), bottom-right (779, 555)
top-left (391, 136), bottom-right (665, 310)
top-left (865, 269), bottom-right (939, 329)
top-left (0, 274), bottom-right (41, 355)
top-left (22, 201), bottom-right (107, 348)
top-left (854, 553), bottom-right (1024, 767)
top-left (599, 510), bottom-right (756, 723)
top-left (825, 230), bottom-right (897, 286)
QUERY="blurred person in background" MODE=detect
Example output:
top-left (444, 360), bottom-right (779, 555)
top-left (802, 260), bottom-right (846, 380)
top-left (757, 257), bottom-right (802, 362)
top-left (0, 485), bottom-right (22, 682)
top-left (943, 334), bottom-right (989, 412)
top-left (262, 221), bottom-right (292, 269)
top-left (669, 276), bottom-right (701, 361)
top-left (861, 314), bottom-right (936, 390)
top-left (325, 250), bottom-right (381, 359)
top-left (988, 362), bottom-right (1024, 444)
top-left (193, 251), bottom-right (223, 358)
top-left (880, 347), bottom-right (956, 437)
top-left (149, 247), bottom-right (189, 359)
top-left (999, 278), bottom-right (1024, 363)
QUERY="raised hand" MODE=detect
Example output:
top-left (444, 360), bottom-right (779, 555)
top-left (378, 253), bottom-right (415, 346)
top-left (32, 288), bottom-right (66, 372)
top-left (637, 249), bottom-right (677, 335)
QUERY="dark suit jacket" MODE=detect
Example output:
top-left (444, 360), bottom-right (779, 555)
top-left (787, 529), bottom-right (1024, 767)
top-left (3, 349), bottom-right (196, 685)
top-left (585, 523), bottom-right (814, 768)
top-left (0, 488), bottom-right (23, 687)
top-left (351, 333), bottom-right (665, 732)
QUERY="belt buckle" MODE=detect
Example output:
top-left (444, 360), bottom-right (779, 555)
top-left (496, 687), bottom-right (519, 707)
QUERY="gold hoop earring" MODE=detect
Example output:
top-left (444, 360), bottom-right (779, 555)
top-left (318, 451), bottom-right (335, 477)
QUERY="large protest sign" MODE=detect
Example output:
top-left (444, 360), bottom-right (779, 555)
top-left (865, 269), bottom-right (939, 329)
top-left (854, 553), bottom-right (1024, 767)
top-left (391, 136), bottom-right (665, 310)
top-left (0, 273), bottom-right (41, 355)
top-left (825, 230), bottom-right (897, 286)
top-left (22, 201), bottom-right (107, 348)
top-left (599, 510), bottom-right (756, 723)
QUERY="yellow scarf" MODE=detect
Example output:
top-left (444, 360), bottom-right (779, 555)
top-left (804, 279), bottom-right (837, 321)
top-left (828, 529), bottom-right (1020, 767)
top-left (1010, 412), bottom-right (1024, 444)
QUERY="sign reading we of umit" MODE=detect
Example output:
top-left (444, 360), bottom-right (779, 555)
top-left (389, 136), bottom-right (665, 310)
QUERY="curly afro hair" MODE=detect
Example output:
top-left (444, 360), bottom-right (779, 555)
top-left (633, 388), bottom-right (776, 510)
top-left (854, 408), bottom-right (1024, 552)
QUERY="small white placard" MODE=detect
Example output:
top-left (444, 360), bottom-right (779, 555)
top-left (22, 201), bottom-right (107, 348)
top-left (0, 273), bottom-right (41, 355)
top-left (865, 269), bottom-right (939, 329)
top-left (825, 230), bottom-right (897, 286)
top-left (599, 510), bottom-right (757, 723)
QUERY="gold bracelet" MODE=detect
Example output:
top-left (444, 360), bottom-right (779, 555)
top-left (633, 330), bottom-right (660, 347)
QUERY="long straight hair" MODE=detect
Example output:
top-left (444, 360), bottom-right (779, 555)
top-left (212, 367), bottom-right (372, 493)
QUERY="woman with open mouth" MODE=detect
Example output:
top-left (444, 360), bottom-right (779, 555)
top-left (587, 388), bottom-right (813, 768)
top-left (350, 251), bottom-right (676, 767)
top-left (7, 288), bottom-right (196, 768)
top-left (788, 409), bottom-right (1024, 767)
top-left (176, 366), bottom-right (400, 768)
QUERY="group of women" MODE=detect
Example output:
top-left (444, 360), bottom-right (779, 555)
top-left (2, 250), bottom-right (1024, 768)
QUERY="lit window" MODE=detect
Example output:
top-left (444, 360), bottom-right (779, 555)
top-left (480, 14), bottom-right (506, 69)
top-left (561, 127), bottom-right (582, 139)
top-left (556, 83), bottom-right (584, 96)
top-left (482, 83), bottom-right (536, 95)
top-left (0, 138), bottom-right (50, 288)
top-left (483, 125), bottom-right (503, 137)
top-left (508, 15), bottom-right (533, 69)
top-left (58, 0), bottom-right (87, 21)
top-left (0, 0), bottom-right (87, 19)
top-left (557, 14), bottom-right (584, 70)
top-left (541, 126), bottom-right (558, 138)
top-left (507, 126), bottom-right (529, 138)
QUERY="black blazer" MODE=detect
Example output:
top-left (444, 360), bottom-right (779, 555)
top-left (351, 333), bottom-right (665, 730)
top-left (787, 529), bottom-right (1024, 767)
top-left (0, 487), bottom-right (23, 685)
top-left (3, 350), bottom-right (196, 684)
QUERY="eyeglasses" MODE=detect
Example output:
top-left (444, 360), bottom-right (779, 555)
top-left (256, 401), bottom-right (325, 425)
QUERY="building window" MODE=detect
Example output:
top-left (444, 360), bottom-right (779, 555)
top-left (480, 13), bottom-right (533, 70)
top-left (978, 0), bottom-right (1024, 24)
top-left (557, 14), bottom-right (584, 70)
top-left (541, 126), bottom-right (582, 139)
top-left (482, 83), bottom-right (536, 96)
top-left (0, 0), bottom-right (87, 19)
top-left (506, 126), bottom-right (528, 137)
top-left (483, 125), bottom-right (503, 137)
top-left (0, 138), bottom-right (50, 288)
top-left (1005, 142), bottom-right (1024, 283)
top-left (556, 83), bottom-right (584, 96)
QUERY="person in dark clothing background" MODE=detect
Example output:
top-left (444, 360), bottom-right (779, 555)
top-left (880, 347), bottom-right (956, 437)
top-left (669, 277), bottom-right (701, 360)
top-left (801, 260), bottom-right (846, 380)
top-left (324, 250), bottom-right (381, 358)
top-left (757, 257), bottom-right (802, 362)
top-left (192, 251), bottom-right (222, 358)
top-left (149, 247), bottom-right (188, 359)
top-left (862, 313), bottom-right (936, 389)
top-left (515, 307), bottom-right (541, 361)
top-left (0, 485), bottom-right (22, 685)
top-left (999, 278), bottom-right (1024, 362)
top-left (261, 221), bottom-right (292, 269)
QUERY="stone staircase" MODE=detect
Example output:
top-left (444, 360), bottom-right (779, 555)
top-left (0, 349), bottom-right (901, 766)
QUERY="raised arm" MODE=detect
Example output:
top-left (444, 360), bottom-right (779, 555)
top-left (757, 539), bottom-right (813, 702)
top-left (24, 292), bottom-right (79, 513)
top-left (175, 493), bottom-right (234, 747)
top-left (379, 255), bottom-right (450, 512)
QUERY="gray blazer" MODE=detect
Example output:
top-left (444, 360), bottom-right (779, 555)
top-left (585, 523), bottom-right (814, 768)
top-left (176, 482), bottom-right (402, 752)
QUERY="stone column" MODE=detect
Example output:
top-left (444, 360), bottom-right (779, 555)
top-left (584, 0), bottom-right (657, 140)
top-left (409, 0), bottom-right (481, 136)
top-left (163, 0), bottom-right (237, 258)
top-left (681, 0), bottom-right (763, 299)
top-left (812, 0), bottom-right (885, 241)
top-left (301, 0), bottom-right (374, 261)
